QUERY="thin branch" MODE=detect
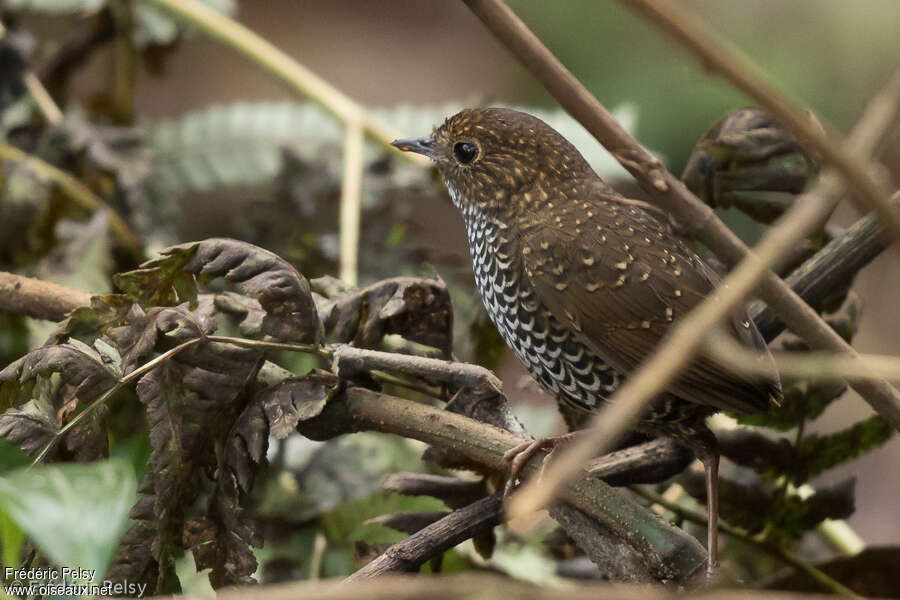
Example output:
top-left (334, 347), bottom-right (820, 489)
top-left (704, 328), bottom-right (900, 383)
top-left (331, 345), bottom-right (502, 398)
top-left (0, 144), bottom-right (143, 257)
top-left (22, 73), bottom-right (63, 125)
top-left (461, 0), bottom-right (900, 466)
top-left (345, 494), bottom-right (503, 581)
top-left (630, 486), bottom-right (861, 598)
top-left (382, 473), bottom-right (487, 508)
top-left (0, 22), bottom-right (63, 125)
top-left (205, 334), bottom-right (332, 361)
top-left (619, 0), bottom-right (900, 238)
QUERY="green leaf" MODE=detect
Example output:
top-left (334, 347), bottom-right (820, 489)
top-left (793, 416), bottom-right (894, 483)
top-left (0, 460), bottom-right (136, 580)
top-left (0, 506), bottom-right (24, 572)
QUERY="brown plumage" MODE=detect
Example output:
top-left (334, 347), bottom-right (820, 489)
top-left (393, 108), bottom-right (781, 573)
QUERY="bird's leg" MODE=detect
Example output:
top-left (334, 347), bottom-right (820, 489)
top-left (700, 450), bottom-right (720, 575)
top-left (502, 432), bottom-right (581, 498)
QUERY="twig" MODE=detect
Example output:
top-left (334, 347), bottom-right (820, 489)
top-left (205, 334), bottom-right (332, 360)
top-left (0, 22), bottom-right (63, 125)
top-left (22, 74), bottom-right (63, 125)
top-left (461, 0), bottom-right (900, 462)
top-left (109, 0), bottom-right (137, 124)
top-left (630, 486), bottom-right (862, 598)
top-left (340, 121), bottom-right (364, 286)
top-left (584, 438), bottom-right (691, 486)
top-left (345, 495), bottom-right (503, 581)
top-left (704, 328), bottom-right (900, 382)
top-left (619, 0), bottom-right (900, 238)
top-left (382, 473), bottom-right (487, 508)
top-left (331, 345), bottom-right (502, 397)
top-left (0, 145), bottom-right (143, 257)
top-left (752, 191), bottom-right (900, 341)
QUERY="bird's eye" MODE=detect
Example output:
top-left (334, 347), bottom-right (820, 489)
top-left (453, 141), bottom-right (479, 164)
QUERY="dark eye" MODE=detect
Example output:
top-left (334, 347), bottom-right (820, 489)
top-left (453, 141), bottom-right (479, 164)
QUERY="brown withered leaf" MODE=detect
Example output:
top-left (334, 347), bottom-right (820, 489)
top-left (312, 275), bottom-right (452, 356)
top-left (260, 372), bottom-right (340, 439)
top-left (108, 298), bottom-right (267, 591)
top-left (114, 238), bottom-right (322, 344)
top-left (0, 342), bottom-right (116, 459)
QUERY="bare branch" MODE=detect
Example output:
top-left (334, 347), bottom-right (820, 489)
top-left (704, 328), bottom-right (900, 383)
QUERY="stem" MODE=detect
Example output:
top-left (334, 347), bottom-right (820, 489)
top-left (205, 335), bottom-right (332, 360)
top-left (630, 486), bottom-right (862, 598)
top-left (340, 121), bottom-right (364, 286)
top-left (0, 144), bottom-right (143, 258)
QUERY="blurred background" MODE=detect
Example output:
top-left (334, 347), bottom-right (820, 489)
top-left (5, 0), bottom-right (899, 557)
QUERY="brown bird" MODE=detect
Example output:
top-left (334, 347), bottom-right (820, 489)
top-left (393, 108), bottom-right (781, 573)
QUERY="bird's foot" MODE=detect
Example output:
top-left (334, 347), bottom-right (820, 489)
top-left (501, 432), bottom-right (580, 498)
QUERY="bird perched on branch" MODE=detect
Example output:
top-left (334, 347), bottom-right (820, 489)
top-left (393, 108), bottom-right (781, 574)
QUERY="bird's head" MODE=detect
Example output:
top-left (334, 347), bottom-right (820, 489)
top-left (392, 108), bottom-right (592, 216)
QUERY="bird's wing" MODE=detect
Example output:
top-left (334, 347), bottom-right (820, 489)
top-left (520, 194), bottom-right (777, 414)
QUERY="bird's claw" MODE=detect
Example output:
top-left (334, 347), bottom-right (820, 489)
top-left (501, 435), bottom-right (574, 498)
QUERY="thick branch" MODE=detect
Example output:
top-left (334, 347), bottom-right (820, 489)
top-left (298, 387), bottom-right (707, 583)
top-left (345, 495), bottom-right (503, 581)
top-left (0, 272), bottom-right (91, 321)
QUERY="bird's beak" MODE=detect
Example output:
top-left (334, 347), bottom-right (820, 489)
top-left (391, 137), bottom-right (434, 158)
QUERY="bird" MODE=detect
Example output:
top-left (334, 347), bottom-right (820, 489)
top-left (392, 107), bottom-right (782, 574)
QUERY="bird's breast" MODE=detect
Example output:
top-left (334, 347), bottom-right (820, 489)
top-left (462, 214), bottom-right (621, 412)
